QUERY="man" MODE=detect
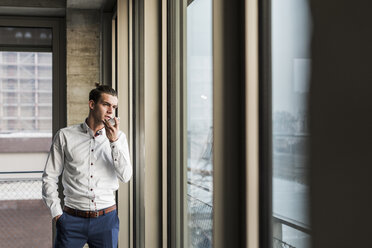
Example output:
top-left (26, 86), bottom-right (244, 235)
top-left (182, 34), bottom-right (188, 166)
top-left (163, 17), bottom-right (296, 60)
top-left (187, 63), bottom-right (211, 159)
top-left (42, 85), bottom-right (132, 248)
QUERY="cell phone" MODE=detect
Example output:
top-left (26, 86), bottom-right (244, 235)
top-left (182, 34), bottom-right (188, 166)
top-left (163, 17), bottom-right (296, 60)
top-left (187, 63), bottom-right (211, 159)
top-left (108, 117), bottom-right (120, 126)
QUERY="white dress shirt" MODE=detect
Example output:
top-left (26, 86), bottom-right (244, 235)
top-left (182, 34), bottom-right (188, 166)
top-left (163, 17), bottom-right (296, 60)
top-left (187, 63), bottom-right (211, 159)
top-left (42, 121), bottom-right (132, 218)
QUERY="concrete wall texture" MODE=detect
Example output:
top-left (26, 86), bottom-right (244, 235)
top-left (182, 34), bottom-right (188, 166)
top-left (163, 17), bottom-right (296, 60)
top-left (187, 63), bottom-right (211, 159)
top-left (66, 9), bottom-right (100, 126)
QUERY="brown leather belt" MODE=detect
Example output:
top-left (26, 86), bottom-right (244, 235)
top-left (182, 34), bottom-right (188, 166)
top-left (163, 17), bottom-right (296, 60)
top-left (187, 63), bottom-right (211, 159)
top-left (63, 205), bottom-right (116, 218)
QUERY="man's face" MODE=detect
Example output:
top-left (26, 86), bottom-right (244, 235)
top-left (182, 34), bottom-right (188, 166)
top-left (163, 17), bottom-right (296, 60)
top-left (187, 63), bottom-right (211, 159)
top-left (89, 93), bottom-right (118, 124)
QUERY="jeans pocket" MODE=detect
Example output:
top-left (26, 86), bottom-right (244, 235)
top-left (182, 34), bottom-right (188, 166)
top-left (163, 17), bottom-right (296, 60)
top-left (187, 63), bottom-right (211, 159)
top-left (115, 213), bottom-right (120, 227)
top-left (56, 213), bottom-right (65, 226)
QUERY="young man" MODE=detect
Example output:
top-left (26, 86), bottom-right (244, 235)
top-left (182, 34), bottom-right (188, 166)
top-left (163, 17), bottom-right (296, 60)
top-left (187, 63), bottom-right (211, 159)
top-left (42, 85), bottom-right (132, 248)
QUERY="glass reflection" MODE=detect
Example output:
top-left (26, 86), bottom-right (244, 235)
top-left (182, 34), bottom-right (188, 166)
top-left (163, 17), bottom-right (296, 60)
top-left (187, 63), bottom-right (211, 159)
top-left (271, 0), bottom-right (312, 247)
top-left (0, 27), bottom-right (52, 46)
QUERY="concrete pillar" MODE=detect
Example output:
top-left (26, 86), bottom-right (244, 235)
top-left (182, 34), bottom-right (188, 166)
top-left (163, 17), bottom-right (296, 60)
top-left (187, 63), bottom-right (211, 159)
top-left (66, 9), bottom-right (100, 125)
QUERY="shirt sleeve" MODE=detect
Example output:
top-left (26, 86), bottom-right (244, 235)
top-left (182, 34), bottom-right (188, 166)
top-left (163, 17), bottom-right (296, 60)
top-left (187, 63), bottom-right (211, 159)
top-left (42, 130), bottom-right (64, 218)
top-left (110, 132), bottom-right (133, 183)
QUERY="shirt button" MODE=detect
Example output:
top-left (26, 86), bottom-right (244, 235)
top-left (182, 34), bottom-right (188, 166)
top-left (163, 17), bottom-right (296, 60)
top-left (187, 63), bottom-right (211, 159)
top-left (114, 159), bottom-right (117, 161)
top-left (112, 146), bottom-right (115, 148)
top-left (91, 200), bottom-right (94, 202)
top-left (91, 149), bottom-right (94, 152)
top-left (90, 188), bottom-right (93, 191)
top-left (90, 175), bottom-right (93, 178)
top-left (91, 162), bottom-right (93, 165)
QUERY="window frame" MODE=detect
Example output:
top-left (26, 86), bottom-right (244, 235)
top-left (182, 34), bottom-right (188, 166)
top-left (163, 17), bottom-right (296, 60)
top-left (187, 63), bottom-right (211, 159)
top-left (260, 0), bottom-right (314, 246)
top-left (259, 0), bottom-right (273, 246)
top-left (167, 0), bottom-right (188, 247)
top-left (168, 0), bottom-right (257, 247)
top-left (0, 16), bottom-right (66, 153)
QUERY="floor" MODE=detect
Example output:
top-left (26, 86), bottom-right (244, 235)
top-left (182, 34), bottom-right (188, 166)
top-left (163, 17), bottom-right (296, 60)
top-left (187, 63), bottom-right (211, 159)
top-left (0, 200), bottom-right (52, 248)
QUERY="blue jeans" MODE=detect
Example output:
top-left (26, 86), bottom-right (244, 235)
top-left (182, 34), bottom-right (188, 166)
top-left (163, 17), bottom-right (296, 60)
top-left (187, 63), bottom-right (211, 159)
top-left (54, 209), bottom-right (119, 248)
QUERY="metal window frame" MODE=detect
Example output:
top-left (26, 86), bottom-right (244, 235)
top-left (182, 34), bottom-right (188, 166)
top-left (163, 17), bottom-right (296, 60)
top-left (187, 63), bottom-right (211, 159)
top-left (167, 1), bottom-right (260, 248)
top-left (245, 0), bottom-right (260, 247)
top-left (167, 0), bottom-right (187, 247)
top-left (125, 0), bottom-right (164, 247)
top-left (258, 0), bottom-right (273, 247)
top-left (115, 1), bottom-right (133, 248)
top-left (212, 0), bottom-right (248, 247)
top-left (132, 0), bottom-right (145, 247)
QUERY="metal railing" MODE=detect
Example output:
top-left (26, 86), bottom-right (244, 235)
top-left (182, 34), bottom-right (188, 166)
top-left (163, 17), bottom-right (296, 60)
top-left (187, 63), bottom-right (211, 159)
top-left (273, 214), bottom-right (311, 248)
top-left (273, 215), bottom-right (311, 235)
top-left (273, 237), bottom-right (296, 248)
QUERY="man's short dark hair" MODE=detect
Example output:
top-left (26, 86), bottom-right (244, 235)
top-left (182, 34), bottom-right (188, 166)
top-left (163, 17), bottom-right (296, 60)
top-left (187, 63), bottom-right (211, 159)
top-left (89, 83), bottom-right (117, 103)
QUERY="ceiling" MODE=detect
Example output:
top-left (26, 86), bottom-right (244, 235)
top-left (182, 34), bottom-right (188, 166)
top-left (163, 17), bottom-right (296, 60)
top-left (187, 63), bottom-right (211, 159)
top-left (0, 0), bottom-right (116, 16)
top-left (67, 0), bottom-right (114, 10)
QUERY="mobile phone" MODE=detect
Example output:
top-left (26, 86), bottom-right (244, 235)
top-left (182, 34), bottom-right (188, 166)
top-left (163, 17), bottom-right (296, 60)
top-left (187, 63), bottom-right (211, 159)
top-left (108, 117), bottom-right (120, 126)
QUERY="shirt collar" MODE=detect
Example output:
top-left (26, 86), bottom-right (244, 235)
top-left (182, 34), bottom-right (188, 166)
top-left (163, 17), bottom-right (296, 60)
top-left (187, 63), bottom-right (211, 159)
top-left (81, 119), bottom-right (105, 137)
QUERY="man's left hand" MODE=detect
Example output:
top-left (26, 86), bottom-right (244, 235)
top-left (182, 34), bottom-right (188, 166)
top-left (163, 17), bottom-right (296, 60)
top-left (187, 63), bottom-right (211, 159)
top-left (103, 117), bottom-right (120, 143)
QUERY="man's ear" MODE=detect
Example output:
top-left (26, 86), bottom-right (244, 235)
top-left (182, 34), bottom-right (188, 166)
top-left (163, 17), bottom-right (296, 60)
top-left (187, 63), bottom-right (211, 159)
top-left (89, 100), bottom-right (95, 110)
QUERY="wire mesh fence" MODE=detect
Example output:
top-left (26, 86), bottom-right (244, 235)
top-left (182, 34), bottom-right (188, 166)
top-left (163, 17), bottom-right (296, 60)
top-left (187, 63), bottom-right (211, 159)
top-left (0, 178), bottom-right (43, 200)
top-left (187, 195), bottom-right (213, 248)
top-left (0, 177), bottom-right (52, 248)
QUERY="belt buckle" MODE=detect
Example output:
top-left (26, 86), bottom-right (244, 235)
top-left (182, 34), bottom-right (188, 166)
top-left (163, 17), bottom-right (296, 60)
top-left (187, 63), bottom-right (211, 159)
top-left (94, 211), bottom-right (99, 218)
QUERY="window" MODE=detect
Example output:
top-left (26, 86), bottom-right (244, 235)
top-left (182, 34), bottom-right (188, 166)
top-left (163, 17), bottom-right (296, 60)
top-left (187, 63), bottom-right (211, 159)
top-left (0, 23), bottom-right (57, 153)
top-left (0, 17), bottom-right (65, 248)
top-left (0, 52), bottom-right (53, 134)
top-left (186, 0), bottom-right (213, 247)
top-left (168, 0), bottom-right (214, 246)
top-left (271, 0), bottom-right (312, 247)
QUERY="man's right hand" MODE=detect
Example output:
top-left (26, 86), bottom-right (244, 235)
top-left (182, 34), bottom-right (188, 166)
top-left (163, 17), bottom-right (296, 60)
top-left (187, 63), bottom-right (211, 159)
top-left (54, 215), bottom-right (62, 222)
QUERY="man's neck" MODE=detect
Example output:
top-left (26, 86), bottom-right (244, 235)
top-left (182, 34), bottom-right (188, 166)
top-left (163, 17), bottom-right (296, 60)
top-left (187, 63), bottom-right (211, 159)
top-left (86, 115), bottom-right (104, 134)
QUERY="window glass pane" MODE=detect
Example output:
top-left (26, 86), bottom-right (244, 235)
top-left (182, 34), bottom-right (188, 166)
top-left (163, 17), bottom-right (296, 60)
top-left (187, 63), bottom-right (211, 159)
top-left (19, 119), bottom-right (36, 130)
top-left (38, 79), bottom-right (52, 91)
top-left (6, 119), bottom-right (18, 131)
top-left (0, 27), bottom-right (52, 46)
top-left (20, 65), bottom-right (35, 78)
top-left (20, 79), bottom-right (36, 91)
top-left (38, 119), bottom-right (52, 131)
top-left (20, 92), bottom-right (35, 104)
top-left (2, 65), bottom-right (18, 77)
top-left (186, 0), bottom-right (213, 247)
top-left (0, 51), bottom-right (52, 134)
top-left (38, 66), bottom-right (52, 79)
top-left (272, 0), bottom-right (312, 247)
top-left (2, 52), bottom-right (17, 63)
top-left (4, 106), bottom-right (18, 116)
top-left (38, 53), bottom-right (52, 65)
top-left (38, 93), bottom-right (52, 104)
top-left (2, 79), bottom-right (17, 90)
top-left (20, 53), bottom-right (35, 64)
top-left (38, 106), bottom-right (52, 117)
top-left (21, 106), bottom-right (35, 117)
top-left (3, 92), bottom-right (17, 104)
